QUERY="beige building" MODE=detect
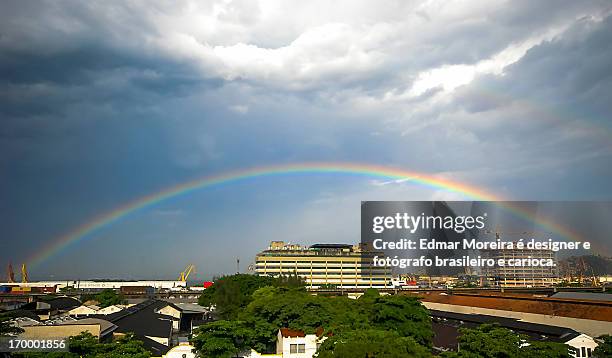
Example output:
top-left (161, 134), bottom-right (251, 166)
top-left (255, 242), bottom-right (392, 289)
top-left (13, 317), bottom-right (117, 341)
top-left (481, 246), bottom-right (558, 287)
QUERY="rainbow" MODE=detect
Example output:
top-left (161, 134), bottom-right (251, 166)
top-left (27, 162), bottom-right (585, 267)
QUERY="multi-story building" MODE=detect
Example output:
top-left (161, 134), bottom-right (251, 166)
top-left (481, 246), bottom-right (558, 287)
top-left (255, 241), bottom-right (392, 289)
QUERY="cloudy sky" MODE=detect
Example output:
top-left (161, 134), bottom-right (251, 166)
top-left (1, 1), bottom-right (611, 280)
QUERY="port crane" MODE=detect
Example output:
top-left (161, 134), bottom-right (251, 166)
top-left (178, 264), bottom-right (195, 282)
top-left (7, 262), bottom-right (15, 283)
top-left (21, 263), bottom-right (28, 283)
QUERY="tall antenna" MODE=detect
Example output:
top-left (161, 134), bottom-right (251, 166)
top-left (236, 258), bottom-right (240, 274)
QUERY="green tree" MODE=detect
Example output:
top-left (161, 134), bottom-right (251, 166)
top-left (198, 274), bottom-right (303, 319)
top-left (17, 332), bottom-right (150, 358)
top-left (442, 324), bottom-right (569, 358)
top-left (456, 324), bottom-right (522, 358)
top-left (192, 274), bottom-right (433, 356)
top-left (370, 295), bottom-right (433, 347)
top-left (66, 331), bottom-right (100, 356)
top-left (0, 315), bottom-right (24, 336)
top-left (316, 329), bottom-right (431, 358)
top-left (523, 341), bottom-right (569, 358)
top-left (91, 333), bottom-right (151, 358)
top-left (95, 289), bottom-right (122, 308)
top-left (358, 288), bottom-right (380, 303)
top-left (594, 334), bottom-right (612, 357)
top-left (191, 320), bottom-right (252, 358)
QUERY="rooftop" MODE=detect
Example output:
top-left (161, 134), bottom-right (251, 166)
top-left (280, 328), bottom-right (305, 338)
top-left (421, 292), bottom-right (612, 322)
top-left (309, 244), bottom-right (353, 249)
top-left (550, 292), bottom-right (612, 302)
top-left (94, 299), bottom-right (175, 355)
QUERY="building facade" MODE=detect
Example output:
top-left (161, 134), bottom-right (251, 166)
top-left (481, 246), bottom-right (558, 287)
top-left (255, 241), bottom-right (392, 289)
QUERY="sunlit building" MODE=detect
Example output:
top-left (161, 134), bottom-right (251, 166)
top-left (255, 241), bottom-right (392, 289)
top-left (481, 246), bottom-right (558, 287)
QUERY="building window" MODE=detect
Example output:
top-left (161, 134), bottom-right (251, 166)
top-left (298, 344), bottom-right (306, 353)
top-left (581, 346), bottom-right (586, 357)
top-left (290, 344), bottom-right (298, 354)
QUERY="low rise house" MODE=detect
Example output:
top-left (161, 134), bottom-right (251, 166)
top-left (565, 333), bottom-right (598, 358)
top-left (244, 328), bottom-right (328, 358)
top-left (276, 328), bottom-right (319, 357)
top-left (20, 296), bottom-right (81, 320)
top-left (96, 300), bottom-right (177, 356)
top-left (157, 302), bottom-right (209, 332)
top-left (12, 316), bottom-right (116, 341)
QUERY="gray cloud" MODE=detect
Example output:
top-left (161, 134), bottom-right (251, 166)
top-left (2, 1), bottom-right (612, 276)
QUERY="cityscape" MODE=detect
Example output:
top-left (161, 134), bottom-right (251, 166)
top-left (2, 1), bottom-right (612, 357)
top-left (1, 239), bottom-right (611, 357)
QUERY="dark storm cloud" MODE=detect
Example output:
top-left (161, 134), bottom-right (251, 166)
top-left (1, 1), bottom-right (612, 277)
top-left (455, 15), bottom-right (612, 121)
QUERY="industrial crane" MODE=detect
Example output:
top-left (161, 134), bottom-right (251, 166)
top-left (178, 264), bottom-right (195, 282)
top-left (21, 263), bottom-right (28, 283)
top-left (7, 262), bottom-right (15, 283)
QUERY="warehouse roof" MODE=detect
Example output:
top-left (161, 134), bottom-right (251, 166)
top-left (64, 318), bottom-right (117, 337)
top-left (429, 310), bottom-right (576, 339)
top-left (551, 292), bottom-right (612, 302)
top-left (47, 296), bottom-right (81, 311)
top-left (173, 303), bottom-right (209, 314)
top-left (421, 292), bottom-right (612, 322)
top-left (97, 300), bottom-right (174, 354)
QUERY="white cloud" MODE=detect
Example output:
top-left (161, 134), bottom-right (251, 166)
top-left (229, 104), bottom-right (249, 114)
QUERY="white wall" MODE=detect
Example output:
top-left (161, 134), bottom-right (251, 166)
top-left (277, 334), bottom-right (323, 358)
top-left (566, 334), bottom-right (598, 358)
top-left (162, 343), bottom-right (196, 358)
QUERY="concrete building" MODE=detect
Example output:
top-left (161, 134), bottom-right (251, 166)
top-left (481, 246), bottom-right (558, 287)
top-left (255, 242), bottom-right (392, 289)
top-left (12, 316), bottom-right (117, 341)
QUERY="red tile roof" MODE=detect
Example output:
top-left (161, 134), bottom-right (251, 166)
top-left (280, 328), bottom-right (305, 338)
